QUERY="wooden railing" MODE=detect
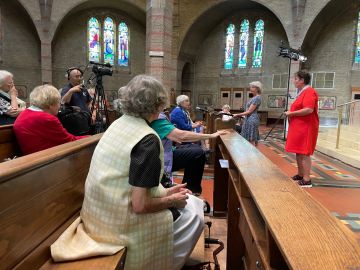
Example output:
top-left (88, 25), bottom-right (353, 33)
top-left (336, 100), bottom-right (360, 148)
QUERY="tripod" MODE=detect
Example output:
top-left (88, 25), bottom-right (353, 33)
top-left (91, 74), bottom-right (110, 134)
top-left (263, 58), bottom-right (291, 141)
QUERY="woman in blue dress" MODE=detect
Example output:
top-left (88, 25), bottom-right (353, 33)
top-left (234, 81), bottom-right (262, 145)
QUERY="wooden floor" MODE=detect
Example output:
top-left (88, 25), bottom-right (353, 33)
top-left (203, 216), bottom-right (227, 269)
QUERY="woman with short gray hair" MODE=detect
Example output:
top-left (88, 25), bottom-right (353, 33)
top-left (51, 74), bottom-right (204, 270)
top-left (0, 70), bottom-right (26, 125)
top-left (13, 85), bottom-right (87, 155)
top-left (234, 81), bottom-right (262, 145)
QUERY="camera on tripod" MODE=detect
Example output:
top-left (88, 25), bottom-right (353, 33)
top-left (278, 46), bottom-right (307, 62)
top-left (90, 61), bottom-right (113, 77)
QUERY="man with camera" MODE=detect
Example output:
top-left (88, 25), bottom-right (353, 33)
top-left (60, 68), bottom-right (92, 135)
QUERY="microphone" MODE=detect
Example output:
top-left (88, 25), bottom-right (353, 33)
top-left (196, 106), bottom-right (209, 112)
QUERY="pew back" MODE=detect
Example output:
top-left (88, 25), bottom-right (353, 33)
top-left (0, 135), bottom-right (103, 270)
top-left (215, 130), bottom-right (360, 269)
top-left (0, 124), bottom-right (21, 161)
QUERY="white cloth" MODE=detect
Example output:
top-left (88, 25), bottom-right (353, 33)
top-left (173, 195), bottom-right (204, 270)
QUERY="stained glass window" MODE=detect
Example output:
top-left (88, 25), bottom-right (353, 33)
top-left (224, 24), bottom-right (235, 69)
top-left (103, 17), bottom-right (115, 65)
top-left (238, 19), bottom-right (249, 68)
top-left (88, 17), bottom-right (100, 63)
top-left (252, 20), bottom-right (264, 68)
top-left (355, 11), bottom-right (360, 63)
top-left (118, 22), bottom-right (129, 66)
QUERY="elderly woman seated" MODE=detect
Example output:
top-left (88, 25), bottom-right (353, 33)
top-left (13, 85), bottom-right (88, 155)
top-left (50, 75), bottom-right (204, 270)
top-left (0, 70), bottom-right (26, 125)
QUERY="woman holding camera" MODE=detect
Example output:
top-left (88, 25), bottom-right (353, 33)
top-left (285, 70), bottom-right (319, 187)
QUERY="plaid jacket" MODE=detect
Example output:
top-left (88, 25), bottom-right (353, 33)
top-left (51, 115), bottom-right (173, 270)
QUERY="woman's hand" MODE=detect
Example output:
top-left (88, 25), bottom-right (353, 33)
top-left (167, 183), bottom-right (192, 196)
top-left (211, 130), bottom-right (230, 138)
top-left (233, 113), bottom-right (242, 118)
top-left (285, 111), bottom-right (292, 117)
top-left (170, 190), bottom-right (189, 209)
top-left (9, 86), bottom-right (18, 97)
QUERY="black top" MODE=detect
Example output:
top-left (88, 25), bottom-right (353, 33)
top-left (129, 133), bottom-right (180, 221)
top-left (129, 134), bottom-right (161, 188)
top-left (61, 83), bottom-right (91, 113)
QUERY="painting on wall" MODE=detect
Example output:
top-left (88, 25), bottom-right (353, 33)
top-left (267, 95), bottom-right (286, 108)
top-left (318, 96), bottom-right (336, 110)
top-left (15, 85), bottom-right (28, 99)
top-left (198, 94), bottom-right (213, 106)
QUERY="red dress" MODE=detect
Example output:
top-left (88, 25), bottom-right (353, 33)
top-left (285, 87), bottom-right (319, 155)
top-left (14, 109), bottom-right (88, 155)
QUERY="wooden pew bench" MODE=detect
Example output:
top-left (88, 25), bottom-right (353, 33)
top-left (214, 130), bottom-right (360, 269)
top-left (0, 134), bottom-right (126, 270)
top-left (0, 124), bottom-right (21, 162)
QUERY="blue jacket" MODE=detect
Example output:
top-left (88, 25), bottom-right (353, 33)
top-left (170, 106), bottom-right (192, 131)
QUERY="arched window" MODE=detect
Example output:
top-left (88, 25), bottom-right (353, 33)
top-left (88, 17), bottom-right (100, 63)
top-left (103, 17), bottom-right (115, 65)
top-left (238, 19), bottom-right (249, 68)
top-left (252, 19), bottom-right (264, 68)
top-left (118, 22), bottom-right (129, 66)
top-left (355, 11), bottom-right (360, 63)
top-left (224, 24), bottom-right (235, 69)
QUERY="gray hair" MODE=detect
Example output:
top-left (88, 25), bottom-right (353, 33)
top-left (249, 81), bottom-right (263, 94)
top-left (176, 95), bottom-right (189, 106)
top-left (30, 85), bottom-right (61, 109)
top-left (222, 104), bottom-right (230, 110)
top-left (120, 75), bottom-right (168, 118)
top-left (0, 70), bottom-right (13, 88)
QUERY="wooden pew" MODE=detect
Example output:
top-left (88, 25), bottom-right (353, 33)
top-left (0, 124), bottom-right (21, 161)
top-left (214, 130), bottom-right (360, 269)
top-left (0, 134), bottom-right (126, 270)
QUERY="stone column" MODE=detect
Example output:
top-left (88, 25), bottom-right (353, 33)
top-left (145, 0), bottom-right (174, 93)
top-left (39, 0), bottom-right (53, 84)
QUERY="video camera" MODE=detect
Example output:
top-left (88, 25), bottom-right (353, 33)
top-left (278, 46), bottom-right (307, 62)
top-left (90, 61), bottom-right (113, 77)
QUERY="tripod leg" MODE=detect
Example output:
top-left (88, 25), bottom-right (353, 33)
top-left (263, 113), bottom-right (284, 141)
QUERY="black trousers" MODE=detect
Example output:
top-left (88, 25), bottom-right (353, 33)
top-left (172, 144), bottom-right (206, 194)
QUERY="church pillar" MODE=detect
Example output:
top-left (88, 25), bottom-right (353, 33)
top-left (145, 0), bottom-right (174, 93)
top-left (39, 0), bottom-right (53, 84)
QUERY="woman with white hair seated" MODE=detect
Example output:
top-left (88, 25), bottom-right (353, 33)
top-left (234, 81), bottom-right (262, 145)
top-left (13, 85), bottom-right (88, 155)
top-left (170, 94), bottom-right (202, 131)
top-left (50, 75), bottom-right (204, 270)
top-left (0, 70), bottom-right (26, 125)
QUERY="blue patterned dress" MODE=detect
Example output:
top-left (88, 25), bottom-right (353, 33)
top-left (241, 95), bottom-right (261, 143)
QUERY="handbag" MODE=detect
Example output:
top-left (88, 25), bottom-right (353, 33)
top-left (57, 104), bottom-right (90, 135)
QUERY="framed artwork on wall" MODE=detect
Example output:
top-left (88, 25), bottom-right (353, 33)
top-left (267, 95), bottom-right (286, 108)
top-left (198, 94), bottom-right (213, 106)
top-left (318, 96), bottom-right (336, 110)
top-left (15, 85), bottom-right (28, 99)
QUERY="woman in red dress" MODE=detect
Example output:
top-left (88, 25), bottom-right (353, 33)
top-left (285, 70), bottom-right (319, 187)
